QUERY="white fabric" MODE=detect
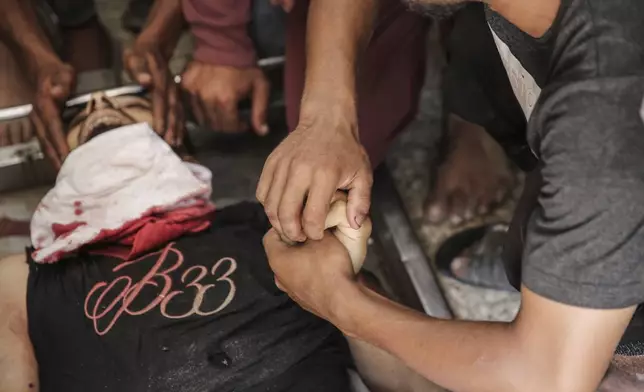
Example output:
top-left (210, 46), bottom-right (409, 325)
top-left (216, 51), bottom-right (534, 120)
top-left (489, 26), bottom-right (542, 120)
top-left (30, 123), bottom-right (213, 263)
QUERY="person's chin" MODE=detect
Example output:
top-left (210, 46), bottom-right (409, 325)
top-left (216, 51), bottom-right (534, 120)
top-left (401, 0), bottom-right (467, 19)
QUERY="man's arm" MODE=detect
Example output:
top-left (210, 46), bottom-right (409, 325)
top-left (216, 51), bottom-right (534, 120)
top-left (338, 284), bottom-right (633, 392)
top-left (124, 0), bottom-right (185, 146)
top-left (256, 0), bottom-right (377, 243)
top-left (139, 0), bottom-right (185, 59)
top-left (348, 336), bottom-right (443, 392)
top-left (0, 0), bottom-right (73, 167)
top-left (0, 255), bottom-right (38, 392)
top-left (299, 0), bottom-right (376, 121)
top-left (264, 231), bottom-right (635, 392)
top-left (0, 0), bottom-right (59, 75)
top-left (179, 0), bottom-right (271, 134)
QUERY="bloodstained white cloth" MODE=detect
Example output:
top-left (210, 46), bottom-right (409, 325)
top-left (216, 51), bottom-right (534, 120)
top-left (30, 123), bottom-right (213, 263)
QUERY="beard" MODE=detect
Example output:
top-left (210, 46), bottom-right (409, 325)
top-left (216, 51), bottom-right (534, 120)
top-left (401, 0), bottom-right (467, 19)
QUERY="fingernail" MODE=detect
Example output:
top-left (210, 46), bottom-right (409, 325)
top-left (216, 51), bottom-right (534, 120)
top-left (259, 124), bottom-right (269, 136)
top-left (451, 257), bottom-right (469, 277)
top-left (450, 215), bottom-right (463, 226)
top-left (51, 85), bottom-right (64, 97)
top-left (355, 214), bottom-right (366, 227)
top-left (138, 74), bottom-right (152, 85)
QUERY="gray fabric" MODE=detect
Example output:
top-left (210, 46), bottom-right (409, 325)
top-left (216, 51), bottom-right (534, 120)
top-left (250, 0), bottom-right (286, 58)
top-left (488, 0), bottom-right (644, 308)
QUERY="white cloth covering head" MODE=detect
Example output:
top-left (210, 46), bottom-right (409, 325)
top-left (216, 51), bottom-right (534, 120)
top-left (31, 123), bottom-right (213, 263)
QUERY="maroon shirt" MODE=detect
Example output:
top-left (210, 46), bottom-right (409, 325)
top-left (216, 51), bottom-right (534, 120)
top-left (182, 0), bottom-right (257, 67)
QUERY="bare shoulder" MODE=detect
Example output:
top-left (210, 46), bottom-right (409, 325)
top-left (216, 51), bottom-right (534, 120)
top-left (0, 253), bottom-right (28, 280)
top-left (0, 253), bottom-right (28, 267)
top-left (0, 254), bottom-right (38, 392)
top-left (0, 253), bottom-right (28, 306)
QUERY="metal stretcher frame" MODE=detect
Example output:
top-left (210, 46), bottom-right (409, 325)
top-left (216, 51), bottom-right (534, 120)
top-left (370, 164), bottom-right (453, 319)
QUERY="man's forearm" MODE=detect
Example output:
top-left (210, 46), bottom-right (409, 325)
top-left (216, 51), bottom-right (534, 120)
top-left (0, 0), bottom-right (60, 76)
top-left (300, 0), bottom-right (377, 127)
top-left (138, 0), bottom-right (184, 58)
top-left (336, 284), bottom-right (561, 392)
top-left (347, 336), bottom-right (441, 392)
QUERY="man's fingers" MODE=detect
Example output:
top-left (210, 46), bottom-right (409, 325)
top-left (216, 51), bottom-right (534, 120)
top-left (263, 228), bottom-right (289, 262)
top-left (151, 86), bottom-right (167, 135)
top-left (190, 94), bottom-right (207, 127)
top-left (263, 160), bottom-right (291, 237)
top-left (173, 94), bottom-right (186, 147)
top-left (204, 97), bottom-right (223, 131)
top-left (302, 171), bottom-right (338, 240)
top-left (278, 167), bottom-right (312, 242)
top-left (125, 50), bottom-right (153, 86)
top-left (164, 85), bottom-right (181, 146)
top-left (217, 99), bottom-right (244, 133)
top-left (48, 70), bottom-right (74, 99)
top-left (251, 77), bottom-right (270, 136)
top-left (346, 172), bottom-right (373, 230)
top-left (256, 154), bottom-right (277, 204)
top-left (30, 110), bottom-right (62, 169)
top-left (145, 53), bottom-right (169, 134)
top-left (274, 277), bottom-right (286, 291)
top-left (39, 98), bottom-right (69, 163)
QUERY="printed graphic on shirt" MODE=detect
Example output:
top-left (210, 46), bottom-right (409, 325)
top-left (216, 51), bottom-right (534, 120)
top-left (489, 27), bottom-right (542, 120)
top-left (84, 242), bottom-right (238, 335)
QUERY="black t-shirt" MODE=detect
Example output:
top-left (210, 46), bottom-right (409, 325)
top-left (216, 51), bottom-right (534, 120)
top-left (27, 202), bottom-right (351, 392)
top-left (445, 0), bottom-right (644, 310)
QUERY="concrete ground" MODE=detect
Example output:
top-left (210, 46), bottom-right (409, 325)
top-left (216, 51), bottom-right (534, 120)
top-left (0, 0), bottom-right (521, 365)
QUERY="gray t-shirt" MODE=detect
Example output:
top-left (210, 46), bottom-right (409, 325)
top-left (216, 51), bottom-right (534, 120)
top-left (485, 0), bottom-right (644, 308)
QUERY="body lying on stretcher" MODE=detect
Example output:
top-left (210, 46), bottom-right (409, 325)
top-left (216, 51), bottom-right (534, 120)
top-left (0, 92), bottom-right (436, 392)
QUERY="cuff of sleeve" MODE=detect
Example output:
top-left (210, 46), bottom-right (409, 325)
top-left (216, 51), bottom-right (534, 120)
top-left (523, 264), bottom-right (644, 309)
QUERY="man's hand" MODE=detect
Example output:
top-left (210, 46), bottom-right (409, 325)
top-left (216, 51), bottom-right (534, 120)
top-left (29, 61), bottom-right (75, 169)
top-left (256, 117), bottom-right (372, 243)
top-left (124, 41), bottom-right (184, 147)
top-left (263, 228), bottom-right (357, 321)
top-left (181, 61), bottom-right (270, 135)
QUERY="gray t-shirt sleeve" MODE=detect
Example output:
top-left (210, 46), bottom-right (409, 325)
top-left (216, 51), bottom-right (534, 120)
top-left (523, 77), bottom-right (644, 309)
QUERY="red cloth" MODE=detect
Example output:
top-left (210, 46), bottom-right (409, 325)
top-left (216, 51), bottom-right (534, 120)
top-left (182, 0), bottom-right (256, 67)
top-left (66, 202), bottom-right (215, 261)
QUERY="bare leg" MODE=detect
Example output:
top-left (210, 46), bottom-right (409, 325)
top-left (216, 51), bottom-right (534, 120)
top-left (347, 273), bottom-right (443, 392)
top-left (0, 41), bottom-right (35, 147)
top-left (425, 114), bottom-right (515, 226)
top-left (0, 254), bottom-right (38, 392)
